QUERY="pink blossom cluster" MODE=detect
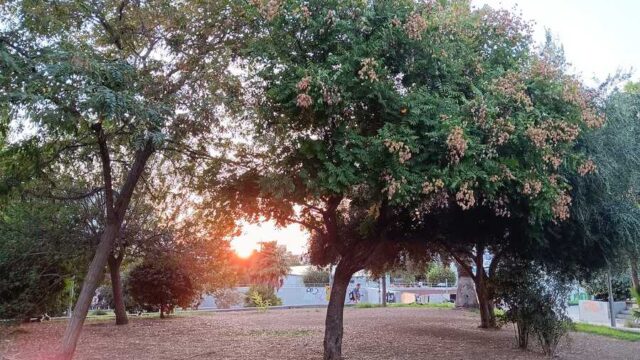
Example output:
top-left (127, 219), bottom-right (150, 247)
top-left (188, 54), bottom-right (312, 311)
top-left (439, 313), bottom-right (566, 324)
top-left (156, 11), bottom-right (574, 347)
top-left (578, 159), bottom-right (596, 176)
top-left (296, 75), bottom-right (313, 109)
top-left (490, 117), bottom-right (515, 146)
top-left (382, 173), bottom-right (406, 200)
top-left (543, 154), bottom-right (562, 169)
top-left (446, 126), bottom-right (467, 164)
top-left (422, 178), bottom-right (445, 194)
top-left (358, 58), bottom-right (379, 82)
top-left (562, 80), bottom-right (605, 128)
top-left (493, 71), bottom-right (533, 110)
top-left (251, 0), bottom-right (282, 21)
top-left (404, 12), bottom-right (428, 40)
top-left (455, 182), bottom-right (476, 210)
top-left (384, 139), bottom-right (412, 164)
top-left (522, 179), bottom-right (542, 197)
top-left (552, 192), bottom-right (572, 221)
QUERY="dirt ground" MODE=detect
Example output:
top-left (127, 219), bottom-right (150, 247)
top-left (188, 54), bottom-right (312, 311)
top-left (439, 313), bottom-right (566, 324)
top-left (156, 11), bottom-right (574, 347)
top-left (1, 307), bottom-right (638, 360)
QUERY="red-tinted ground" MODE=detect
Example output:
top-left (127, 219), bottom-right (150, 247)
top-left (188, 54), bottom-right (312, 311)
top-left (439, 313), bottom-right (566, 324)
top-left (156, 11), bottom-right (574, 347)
top-left (1, 307), bottom-right (637, 360)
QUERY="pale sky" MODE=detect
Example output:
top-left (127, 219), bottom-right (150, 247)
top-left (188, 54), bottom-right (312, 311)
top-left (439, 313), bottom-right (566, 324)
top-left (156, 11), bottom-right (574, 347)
top-left (231, 1), bottom-right (640, 256)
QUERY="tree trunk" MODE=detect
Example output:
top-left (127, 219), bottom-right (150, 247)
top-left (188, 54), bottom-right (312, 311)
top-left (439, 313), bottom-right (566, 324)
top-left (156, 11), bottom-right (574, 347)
top-left (476, 276), bottom-right (495, 328)
top-left (630, 257), bottom-right (639, 293)
top-left (58, 140), bottom-right (153, 360)
top-left (108, 252), bottom-right (128, 325)
top-left (474, 248), bottom-right (496, 329)
top-left (58, 223), bottom-right (120, 359)
top-left (323, 260), bottom-right (356, 360)
top-left (159, 305), bottom-right (165, 319)
top-left (381, 274), bottom-right (387, 307)
top-left (455, 263), bottom-right (478, 308)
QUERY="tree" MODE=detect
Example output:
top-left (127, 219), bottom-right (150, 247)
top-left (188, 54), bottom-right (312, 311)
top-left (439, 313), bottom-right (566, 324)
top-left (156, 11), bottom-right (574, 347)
top-left (210, 0), bottom-right (601, 356)
top-left (426, 262), bottom-right (455, 286)
top-left (248, 241), bottom-right (291, 290)
top-left (128, 255), bottom-right (197, 318)
top-left (0, 1), bottom-right (246, 357)
top-left (0, 198), bottom-right (90, 320)
top-left (494, 259), bottom-right (573, 355)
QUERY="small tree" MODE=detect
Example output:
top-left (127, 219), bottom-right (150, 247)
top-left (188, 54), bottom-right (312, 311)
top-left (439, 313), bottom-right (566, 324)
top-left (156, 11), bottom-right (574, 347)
top-left (248, 241), bottom-right (291, 290)
top-left (244, 284), bottom-right (282, 309)
top-left (128, 256), bottom-right (198, 318)
top-left (495, 260), bottom-right (572, 356)
top-left (426, 263), bottom-right (456, 286)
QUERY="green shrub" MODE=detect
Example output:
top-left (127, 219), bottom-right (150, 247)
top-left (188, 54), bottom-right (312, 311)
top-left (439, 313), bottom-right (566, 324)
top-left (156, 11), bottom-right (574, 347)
top-left (244, 285), bottom-right (282, 309)
top-left (583, 271), bottom-right (631, 301)
top-left (426, 263), bottom-right (455, 286)
top-left (495, 260), bottom-right (572, 356)
top-left (91, 309), bottom-right (108, 316)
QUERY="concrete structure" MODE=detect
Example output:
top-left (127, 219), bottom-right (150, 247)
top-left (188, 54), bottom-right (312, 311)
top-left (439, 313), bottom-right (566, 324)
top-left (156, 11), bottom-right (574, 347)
top-left (200, 267), bottom-right (456, 309)
top-left (578, 300), bottom-right (627, 324)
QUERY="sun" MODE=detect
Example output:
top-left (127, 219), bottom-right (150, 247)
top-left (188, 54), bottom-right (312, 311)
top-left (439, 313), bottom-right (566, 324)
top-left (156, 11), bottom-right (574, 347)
top-left (231, 220), bottom-right (309, 258)
top-left (232, 240), bottom-right (256, 258)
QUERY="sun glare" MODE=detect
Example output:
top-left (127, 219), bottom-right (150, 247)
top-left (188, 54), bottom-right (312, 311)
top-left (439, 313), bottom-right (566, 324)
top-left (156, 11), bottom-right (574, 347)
top-left (231, 221), bottom-right (308, 258)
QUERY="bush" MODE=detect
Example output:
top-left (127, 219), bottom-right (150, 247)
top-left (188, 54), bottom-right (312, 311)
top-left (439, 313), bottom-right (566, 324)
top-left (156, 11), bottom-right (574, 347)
top-left (128, 255), bottom-right (199, 318)
top-left (244, 285), bottom-right (282, 309)
top-left (302, 268), bottom-right (330, 286)
top-left (212, 288), bottom-right (244, 309)
top-left (583, 270), bottom-right (631, 301)
top-left (426, 263), bottom-right (456, 286)
top-left (495, 260), bottom-right (572, 356)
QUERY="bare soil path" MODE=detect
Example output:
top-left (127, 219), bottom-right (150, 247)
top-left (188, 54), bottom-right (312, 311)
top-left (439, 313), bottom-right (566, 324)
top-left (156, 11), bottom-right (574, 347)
top-left (1, 307), bottom-right (637, 359)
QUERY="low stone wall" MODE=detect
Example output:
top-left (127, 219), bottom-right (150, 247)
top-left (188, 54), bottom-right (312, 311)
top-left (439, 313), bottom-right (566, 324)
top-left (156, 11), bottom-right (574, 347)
top-left (578, 300), bottom-right (626, 323)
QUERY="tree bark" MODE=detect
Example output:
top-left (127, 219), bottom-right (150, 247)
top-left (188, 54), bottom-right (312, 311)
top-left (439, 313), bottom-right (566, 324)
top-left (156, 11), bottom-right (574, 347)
top-left (476, 276), bottom-right (496, 328)
top-left (474, 252), bottom-right (496, 329)
top-left (108, 252), bottom-right (128, 325)
top-left (455, 262), bottom-right (478, 308)
top-left (58, 140), bottom-right (153, 360)
top-left (381, 273), bottom-right (387, 307)
top-left (323, 260), bottom-right (356, 360)
top-left (58, 223), bottom-right (119, 360)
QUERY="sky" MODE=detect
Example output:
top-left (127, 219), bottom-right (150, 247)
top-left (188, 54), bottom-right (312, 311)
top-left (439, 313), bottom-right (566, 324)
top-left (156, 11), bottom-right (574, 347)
top-left (231, 0), bottom-right (640, 257)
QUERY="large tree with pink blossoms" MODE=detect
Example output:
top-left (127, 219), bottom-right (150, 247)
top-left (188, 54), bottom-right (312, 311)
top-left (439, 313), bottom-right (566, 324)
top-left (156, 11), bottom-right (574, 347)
top-left (208, 0), bottom-right (604, 358)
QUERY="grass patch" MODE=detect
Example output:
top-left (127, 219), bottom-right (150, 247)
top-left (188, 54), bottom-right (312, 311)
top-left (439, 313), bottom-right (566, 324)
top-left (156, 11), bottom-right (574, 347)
top-left (356, 302), bottom-right (454, 309)
top-left (247, 329), bottom-right (313, 337)
top-left (573, 323), bottom-right (640, 342)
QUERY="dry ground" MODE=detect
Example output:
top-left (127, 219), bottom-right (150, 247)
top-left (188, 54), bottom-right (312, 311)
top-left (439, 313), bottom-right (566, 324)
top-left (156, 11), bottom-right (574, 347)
top-left (1, 307), bottom-right (638, 360)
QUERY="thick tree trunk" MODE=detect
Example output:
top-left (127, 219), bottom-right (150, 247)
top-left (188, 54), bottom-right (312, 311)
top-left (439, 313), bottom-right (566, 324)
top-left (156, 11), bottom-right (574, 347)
top-left (630, 257), bottom-right (639, 293)
top-left (323, 260), bottom-right (356, 360)
top-left (58, 223), bottom-right (120, 359)
top-left (455, 263), bottom-right (478, 308)
top-left (108, 253), bottom-right (128, 325)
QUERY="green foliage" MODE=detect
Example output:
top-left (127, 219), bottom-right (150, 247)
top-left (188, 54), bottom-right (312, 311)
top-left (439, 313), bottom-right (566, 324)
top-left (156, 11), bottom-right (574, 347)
top-left (128, 255), bottom-right (198, 317)
top-left (248, 242), bottom-right (291, 289)
top-left (244, 285), bottom-right (282, 309)
top-left (573, 323), bottom-right (640, 342)
top-left (302, 268), bottom-right (330, 286)
top-left (583, 271), bottom-right (632, 301)
top-left (426, 263), bottom-right (456, 285)
top-left (494, 260), bottom-right (572, 355)
top-left (0, 199), bottom-right (90, 319)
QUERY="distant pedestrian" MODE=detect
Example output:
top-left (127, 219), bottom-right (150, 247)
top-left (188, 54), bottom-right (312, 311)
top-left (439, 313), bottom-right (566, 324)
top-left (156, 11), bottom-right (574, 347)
top-left (352, 283), bottom-right (362, 303)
